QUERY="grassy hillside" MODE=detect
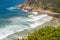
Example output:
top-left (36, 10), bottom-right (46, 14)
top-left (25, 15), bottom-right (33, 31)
top-left (22, 25), bottom-right (60, 40)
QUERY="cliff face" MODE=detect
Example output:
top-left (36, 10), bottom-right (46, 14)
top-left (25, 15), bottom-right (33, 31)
top-left (26, 0), bottom-right (60, 8)
top-left (27, 0), bottom-right (42, 4)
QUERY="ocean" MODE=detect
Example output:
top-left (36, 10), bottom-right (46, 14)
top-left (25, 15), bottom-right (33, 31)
top-left (0, 0), bottom-right (53, 40)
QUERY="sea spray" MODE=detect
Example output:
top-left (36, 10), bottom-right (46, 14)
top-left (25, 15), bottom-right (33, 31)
top-left (0, 11), bottom-right (53, 40)
top-left (2, 15), bottom-right (53, 40)
top-left (0, 25), bottom-right (30, 40)
top-left (0, 17), bottom-right (31, 40)
top-left (28, 14), bottom-right (48, 21)
top-left (29, 16), bottom-right (53, 28)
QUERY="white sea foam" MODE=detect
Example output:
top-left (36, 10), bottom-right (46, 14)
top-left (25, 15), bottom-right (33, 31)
top-left (7, 7), bottom-right (17, 11)
top-left (32, 11), bottom-right (38, 15)
top-left (22, 9), bottom-right (28, 12)
top-left (0, 25), bottom-right (29, 40)
top-left (0, 14), bottom-right (53, 40)
top-left (28, 15), bottom-right (34, 17)
top-left (0, 17), bottom-right (30, 40)
top-left (29, 16), bottom-right (53, 28)
top-left (28, 14), bottom-right (48, 21)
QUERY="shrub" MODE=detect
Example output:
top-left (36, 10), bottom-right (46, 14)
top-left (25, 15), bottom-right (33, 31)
top-left (50, 8), bottom-right (60, 13)
top-left (42, 6), bottom-right (49, 10)
top-left (22, 25), bottom-right (60, 40)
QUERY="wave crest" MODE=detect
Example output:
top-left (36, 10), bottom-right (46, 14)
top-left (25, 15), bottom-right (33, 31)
top-left (6, 7), bottom-right (17, 11)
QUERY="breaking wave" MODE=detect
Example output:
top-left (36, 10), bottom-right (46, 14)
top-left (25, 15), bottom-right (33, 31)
top-left (6, 7), bottom-right (17, 11)
top-left (0, 11), bottom-right (53, 40)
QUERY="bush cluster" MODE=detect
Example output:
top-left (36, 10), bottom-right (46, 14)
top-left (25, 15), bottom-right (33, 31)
top-left (49, 8), bottom-right (60, 13)
top-left (22, 25), bottom-right (60, 40)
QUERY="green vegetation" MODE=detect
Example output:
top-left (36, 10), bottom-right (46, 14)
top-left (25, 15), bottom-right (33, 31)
top-left (26, 0), bottom-right (60, 13)
top-left (49, 8), bottom-right (60, 13)
top-left (22, 25), bottom-right (60, 40)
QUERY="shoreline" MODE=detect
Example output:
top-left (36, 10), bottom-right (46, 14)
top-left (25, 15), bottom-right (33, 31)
top-left (2, 16), bottom-right (59, 40)
top-left (1, 11), bottom-right (53, 40)
top-left (16, 4), bottom-right (60, 22)
top-left (2, 8), bottom-right (60, 40)
top-left (16, 4), bottom-right (60, 18)
top-left (2, 4), bottom-right (60, 40)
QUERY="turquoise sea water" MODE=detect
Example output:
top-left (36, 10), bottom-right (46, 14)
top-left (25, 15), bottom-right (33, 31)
top-left (0, 0), bottom-right (27, 27)
top-left (0, 0), bottom-right (30, 39)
